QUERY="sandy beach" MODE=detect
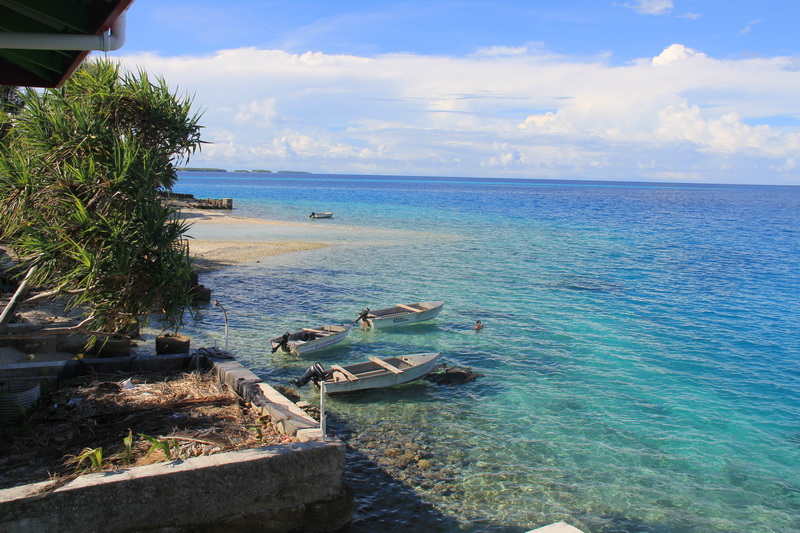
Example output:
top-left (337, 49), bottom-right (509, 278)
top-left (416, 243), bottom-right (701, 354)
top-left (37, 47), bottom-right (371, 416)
top-left (188, 240), bottom-right (329, 272)
top-left (182, 208), bottom-right (330, 272)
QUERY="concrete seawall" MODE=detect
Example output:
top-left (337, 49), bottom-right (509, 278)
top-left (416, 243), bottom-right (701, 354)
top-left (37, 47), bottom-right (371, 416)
top-left (0, 354), bottom-right (352, 532)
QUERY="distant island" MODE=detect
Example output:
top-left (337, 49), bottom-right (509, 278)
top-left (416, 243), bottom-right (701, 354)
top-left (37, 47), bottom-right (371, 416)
top-left (178, 168), bottom-right (311, 174)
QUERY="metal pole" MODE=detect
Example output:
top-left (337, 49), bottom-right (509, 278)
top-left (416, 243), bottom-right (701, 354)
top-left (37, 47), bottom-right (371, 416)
top-left (214, 300), bottom-right (229, 351)
top-left (320, 381), bottom-right (327, 443)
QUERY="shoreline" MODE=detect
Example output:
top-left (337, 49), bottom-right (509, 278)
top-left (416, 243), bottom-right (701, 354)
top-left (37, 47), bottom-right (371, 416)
top-left (182, 207), bottom-right (330, 272)
top-left (0, 207), bottom-right (328, 365)
top-left (188, 240), bottom-right (330, 273)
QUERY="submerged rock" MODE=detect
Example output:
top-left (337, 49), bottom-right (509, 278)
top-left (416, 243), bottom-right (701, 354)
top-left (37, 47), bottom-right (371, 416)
top-left (425, 364), bottom-right (482, 385)
top-left (273, 385), bottom-right (300, 402)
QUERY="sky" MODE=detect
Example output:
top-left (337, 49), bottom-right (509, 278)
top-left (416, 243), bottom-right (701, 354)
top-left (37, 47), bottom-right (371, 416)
top-left (110, 1), bottom-right (800, 184)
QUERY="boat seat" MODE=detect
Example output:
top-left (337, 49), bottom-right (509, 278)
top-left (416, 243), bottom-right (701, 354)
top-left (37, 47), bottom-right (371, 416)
top-left (330, 364), bottom-right (359, 381)
top-left (368, 356), bottom-right (403, 374)
top-left (395, 304), bottom-right (419, 312)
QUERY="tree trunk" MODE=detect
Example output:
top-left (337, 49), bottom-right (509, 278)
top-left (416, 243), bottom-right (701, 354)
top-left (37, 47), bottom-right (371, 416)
top-left (0, 266), bottom-right (36, 334)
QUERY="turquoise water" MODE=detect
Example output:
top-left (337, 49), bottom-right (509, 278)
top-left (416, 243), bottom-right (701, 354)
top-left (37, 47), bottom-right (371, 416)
top-left (173, 173), bottom-right (800, 532)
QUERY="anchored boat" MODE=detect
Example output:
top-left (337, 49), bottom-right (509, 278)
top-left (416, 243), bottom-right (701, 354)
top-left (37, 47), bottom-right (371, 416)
top-left (270, 324), bottom-right (351, 356)
top-left (291, 352), bottom-right (441, 394)
top-left (354, 301), bottom-right (444, 329)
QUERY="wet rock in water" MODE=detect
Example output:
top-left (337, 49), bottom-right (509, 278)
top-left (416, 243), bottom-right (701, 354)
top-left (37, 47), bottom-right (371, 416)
top-left (295, 401), bottom-right (320, 420)
top-left (273, 385), bottom-right (300, 402)
top-left (343, 421), bottom-right (475, 496)
top-left (384, 447), bottom-right (403, 458)
top-left (425, 364), bottom-right (482, 385)
top-left (395, 451), bottom-right (418, 469)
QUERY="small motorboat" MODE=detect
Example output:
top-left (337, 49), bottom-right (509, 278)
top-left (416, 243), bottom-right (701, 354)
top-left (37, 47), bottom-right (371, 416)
top-left (291, 352), bottom-right (441, 394)
top-left (270, 324), bottom-right (351, 356)
top-left (354, 301), bottom-right (444, 329)
top-left (310, 212), bottom-right (333, 218)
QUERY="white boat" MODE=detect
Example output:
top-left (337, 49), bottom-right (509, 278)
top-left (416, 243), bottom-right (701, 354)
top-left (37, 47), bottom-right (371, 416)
top-left (270, 324), bottom-right (351, 356)
top-left (292, 352), bottom-right (441, 394)
top-left (310, 212), bottom-right (333, 218)
top-left (354, 301), bottom-right (444, 329)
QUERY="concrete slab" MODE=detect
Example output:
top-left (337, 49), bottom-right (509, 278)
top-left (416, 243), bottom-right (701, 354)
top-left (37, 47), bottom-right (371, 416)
top-left (0, 353), bottom-right (351, 532)
top-left (1, 442), bottom-right (351, 533)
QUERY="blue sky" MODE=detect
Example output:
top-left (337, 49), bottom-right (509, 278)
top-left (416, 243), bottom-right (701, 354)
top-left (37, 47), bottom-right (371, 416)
top-left (112, 1), bottom-right (800, 184)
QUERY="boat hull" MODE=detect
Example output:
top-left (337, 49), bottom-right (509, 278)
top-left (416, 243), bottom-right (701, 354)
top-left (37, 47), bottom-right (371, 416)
top-left (360, 301), bottom-right (444, 329)
top-left (271, 324), bottom-right (351, 356)
top-left (322, 352), bottom-right (441, 394)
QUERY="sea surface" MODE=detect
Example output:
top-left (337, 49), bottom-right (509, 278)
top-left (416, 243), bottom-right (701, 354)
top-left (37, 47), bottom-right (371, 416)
top-left (170, 172), bottom-right (800, 532)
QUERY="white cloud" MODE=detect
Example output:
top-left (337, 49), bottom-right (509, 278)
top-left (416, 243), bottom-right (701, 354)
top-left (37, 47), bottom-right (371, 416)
top-left (234, 98), bottom-right (278, 127)
top-left (625, 1), bottom-right (674, 16)
top-left (483, 143), bottom-right (523, 168)
top-left (652, 43), bottom-right (707, 65)
top-left (474, 43), bottom-right (546, 57)
top-left (740, 19), bottom-right (763, 35)
top-left (117, 43), bottom-right (800, 184)
top-left (657, 102), bottom-right (782, 154)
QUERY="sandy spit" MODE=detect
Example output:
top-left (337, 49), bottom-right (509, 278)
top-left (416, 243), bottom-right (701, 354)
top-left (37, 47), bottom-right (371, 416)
top-left (181, 207), bottom-right (331, 272)
top-left (189, 240), bottom-right (329, 272)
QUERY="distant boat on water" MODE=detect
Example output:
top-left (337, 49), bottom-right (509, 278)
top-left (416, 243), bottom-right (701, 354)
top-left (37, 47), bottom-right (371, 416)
top-left (310, 212), bottom-right (333, 218)
top-left (354, 301), bottom-right (445, 329)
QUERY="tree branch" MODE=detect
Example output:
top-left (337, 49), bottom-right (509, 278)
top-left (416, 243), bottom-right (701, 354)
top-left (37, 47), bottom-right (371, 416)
top-left (0, 266), bottom-right (37, 334)
top-left (0, 315), bottom-right (94, 340)
top-left (23, 286), bottom-right (87, 305)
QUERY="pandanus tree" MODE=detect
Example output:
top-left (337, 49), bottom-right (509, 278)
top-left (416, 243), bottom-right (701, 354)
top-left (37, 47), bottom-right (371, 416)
top-left (0, 60), bottom-right (203, 340)
top-left (0, 86), bottom-right (23, 142)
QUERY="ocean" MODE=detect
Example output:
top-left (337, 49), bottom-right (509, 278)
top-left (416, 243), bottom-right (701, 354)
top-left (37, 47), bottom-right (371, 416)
top-left (171, 172), bottom-right (800, 532)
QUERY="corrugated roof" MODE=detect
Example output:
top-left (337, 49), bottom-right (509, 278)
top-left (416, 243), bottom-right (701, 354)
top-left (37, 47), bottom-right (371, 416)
top-left (0, 0), bottom-right (134, 88)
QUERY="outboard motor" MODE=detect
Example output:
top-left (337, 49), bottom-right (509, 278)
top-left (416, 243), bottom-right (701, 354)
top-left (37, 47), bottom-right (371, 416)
top-left (272, 332), bottom-right (291, 353)
top-left (290, 362), bottom-right (329, 387)
top-left (354, 307), bottom-right (370, 324)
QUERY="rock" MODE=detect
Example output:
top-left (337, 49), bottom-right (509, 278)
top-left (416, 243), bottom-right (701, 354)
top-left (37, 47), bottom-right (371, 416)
top-left (190, 284), bottom-right (212, 302)
top-left (272, 385), bottom-right (300, 402)
top-left (425, 365), bottom-right (482, 385)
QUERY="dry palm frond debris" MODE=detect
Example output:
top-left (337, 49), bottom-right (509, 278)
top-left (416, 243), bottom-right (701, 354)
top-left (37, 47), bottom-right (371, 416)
top-left (0, 370), bottom-right (294, 490)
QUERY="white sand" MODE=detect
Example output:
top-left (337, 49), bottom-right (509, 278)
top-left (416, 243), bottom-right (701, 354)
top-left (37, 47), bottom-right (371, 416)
top-left (180, 209), bottom-right (316, 227)
top-left (189, 240), bottom-right (329, 272)
top-left (183, 207), bottom-right (330, 272)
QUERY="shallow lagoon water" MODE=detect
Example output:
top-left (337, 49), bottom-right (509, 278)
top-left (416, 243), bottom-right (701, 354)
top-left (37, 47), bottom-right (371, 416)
top-left (174, 173), bottom-right (800, 532)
